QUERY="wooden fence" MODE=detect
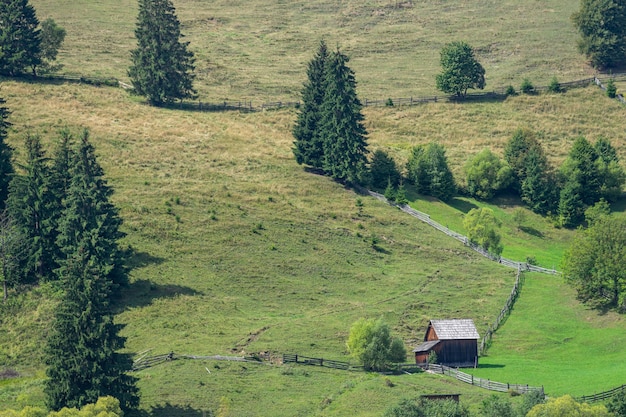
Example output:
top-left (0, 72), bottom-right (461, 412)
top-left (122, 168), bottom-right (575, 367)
top-left (132, 352), bottom-right (266, 371)
top-left (363, 189), bottom-right (559, 275)
top-left (425, 364), bottom-right (544, 395)
top-left (282, 353), bottom-right (350, 370)
top-left (576, 384), bottom-right (626, 403)
top-left (479, 266), bottom-right (524, 355)
top-left (12, 71), bottom-right (622, 112)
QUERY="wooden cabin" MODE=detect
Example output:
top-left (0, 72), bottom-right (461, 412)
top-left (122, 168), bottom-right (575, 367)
top-left (413, 319), bottom-right (479, 368)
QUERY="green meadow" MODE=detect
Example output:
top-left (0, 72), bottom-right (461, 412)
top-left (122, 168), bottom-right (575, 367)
top-left (0, 0), bottom-right (625, 415)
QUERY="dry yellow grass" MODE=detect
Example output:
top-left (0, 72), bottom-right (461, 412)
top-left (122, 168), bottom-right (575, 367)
top-left (29, 0), bottom-right (592, 101)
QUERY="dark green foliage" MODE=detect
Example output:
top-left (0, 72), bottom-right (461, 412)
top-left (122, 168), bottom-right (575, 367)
top-left (595, 137), bottom-right (625, 202)
top-left (395, 182), bottom-right (408, 205)
top-left (584, 199), bottom-right (611, 226)
top-left (521, 147), bottom-right (558, 214)
top-left (37, 18), bottom-right (66, 74)
top-left (0, 212), bottom-right (24, 301)
top-left (45, 247), bottom-right (139, 411)
top-left (505, 85), bottom-right (516, 96)
top-left (607, 390), bottom-right (626, 416)
top-left (56, 129), bottom-right (128, 292)
top-left (558, 137), bottom-right (605, 227)
top-left (0, 0), bottom-right (41, 76)
top-left (463, 207), bottom-right (503, 256)
top-left (520, 78), bottom-right (534, 94)
top-left (572, 0), bottom-right (626, 69)
top-left (7, 134), bottom-right (57, 283)
top-left (406, 143), bottom-right (456, 201)
top-left (45, 129), bottom-right (138, 411)
top-left (558, 180), bottom-right (585, 228)
top-left (128, 0), bottom-right (196, 106)
top-left (0, 97), bottom-right (13, 211)
top-left (480, 395), bottom-right (515, 417)
top-left (384, 179), bottom-right (396, 202)
top-left (319, 49), bottom-right (369, 184)
top-left (370, 149), bottom-right (400, 189)
top-left (548, 76), bottom-right (562, 93)
top-left (293, 40), bottom-right (329, 168)
top-left (464, 148), bottom-right (513, 200)
top-left (504, 129), bottom-right (558, 213)
top-left (606, 78), bottom-right (617, 98)
top-left (435, 41), bottom-right (485, 97)
top-left (562, 215), bottom-right (626, 310)
top-left (504, 128), bottom-right (537, 191)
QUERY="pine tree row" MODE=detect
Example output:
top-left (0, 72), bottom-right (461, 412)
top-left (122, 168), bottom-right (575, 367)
top-left (292, 41), bottom-right (370, 185)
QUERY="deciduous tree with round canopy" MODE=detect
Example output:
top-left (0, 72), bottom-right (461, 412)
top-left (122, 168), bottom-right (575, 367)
top-left (435, 41), bottom-right (485, 98)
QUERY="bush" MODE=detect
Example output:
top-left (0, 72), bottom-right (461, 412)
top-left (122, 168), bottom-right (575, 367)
top-left (505, 85), bottom-right (516, 96)
top-left (347, 318), bottom-right (407, 371)
top-left (464, 148), bottom-right (513, 200)
top-left (548, 76), bottom-right (562, 93)
top-left (606, 78), bottom-right (617, 98)
top-left (385, 98), bottom-right (394, 107)
top-left (521, 78), bottom-right (534, 94)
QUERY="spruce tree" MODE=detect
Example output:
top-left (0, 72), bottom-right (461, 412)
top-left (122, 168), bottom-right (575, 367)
top-left (560, 136), bottom-right (602, 207)
top-left (0, 0), bottom-right (41, 76)
top-left (521, 147), bottom-right (557, 214)
top-left (45, 129), bottom-right (137, 411)
top-left (45, 248), bottom-right (139, 411)
top-left (293, 40), bottom-right (329, 168)
top-left (7, 133), bottom-right (56, 283)
top-left (128, 0), bottom-right (196, 106)
top-left (56, 129), bottom-right (128, 292)
top-left (319, 49), bottom-right (369, 184)
top-left (0, 97), bottom-right (13, 210)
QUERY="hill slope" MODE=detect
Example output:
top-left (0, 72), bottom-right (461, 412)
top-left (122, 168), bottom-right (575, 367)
top-left (29, 0), bottom-right (589, 101)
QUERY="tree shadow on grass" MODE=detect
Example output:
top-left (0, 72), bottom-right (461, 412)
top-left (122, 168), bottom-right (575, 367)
top-left (448, 197), bottom-right (478, 214)
top-left (114, 279), bottom-right (202, 313)
top-left (130, 403), bottom-right (210, 417)
top-left (476, 363), bottom-right (506, 369)
top-left (519, 226), bottom-right (544, 238)
top-left (126, 250), bottom-right (166, 269)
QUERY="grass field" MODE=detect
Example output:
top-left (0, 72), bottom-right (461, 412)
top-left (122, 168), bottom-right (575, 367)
top-left (0, 0), bottom-right (626, 413)
top-left (29, 0), bottom-right (593, 101)
top-left (0, 79), bottom-right (623, 415)
top-left (469, 272), bottom-right (626, 397)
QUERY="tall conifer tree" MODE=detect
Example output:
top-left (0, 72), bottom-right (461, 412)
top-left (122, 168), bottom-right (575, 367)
top-left (0, 97), bottom-right (13, 210)
top-left (45, 129), bottom-right (137, 411)
top-left (128, 0), bottom-right (196, 106)
top-left (0, 0), bottom-right (41, 76)
top-left (293, 40), bottom-right (329, 168)
top-left (56, 129), bottom-right (128, 291)
top-left (7, 133), bottom-right (56, 283)
top-left (319, 49), bottom-right (369, 184)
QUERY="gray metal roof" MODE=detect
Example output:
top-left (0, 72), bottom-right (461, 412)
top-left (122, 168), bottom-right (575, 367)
top-left (412, 340), bottom-right (440, 353)
top-left (430, 319), bottom-right (479, 340)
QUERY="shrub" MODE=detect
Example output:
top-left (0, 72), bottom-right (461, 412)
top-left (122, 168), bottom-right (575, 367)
top-left (521, 78), bottom-right (534, 94)
top-left (505, 85), bottom-right (516, 96)
top-left (606, 78), bottom-right (617, 98)
top-left (548, 76), bottom-right (562, 93)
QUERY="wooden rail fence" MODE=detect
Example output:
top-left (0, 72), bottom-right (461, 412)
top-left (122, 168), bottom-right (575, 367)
top-left (479, 266), bottom-right (524, 355)
top-left (282, 354), bottom-right (350, 370)
top-left (425, 364), bottom-right (543, 395)
top-left (576, 384), bottom-right (626, 403)
top-left (8, 72), bottom-right (623, 112)
top-left (363, 189), bottom-right (559, 275)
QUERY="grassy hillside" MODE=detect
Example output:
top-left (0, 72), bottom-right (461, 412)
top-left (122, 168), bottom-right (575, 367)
top-left (0, 0), bottom-right (625, 412)
top-left (0, 79), bottom-right (623, 415)
top-left (0, 81), bottom-right (518, 415)
top-left (470, 272), bottom-right (626, 397)
top-left (29, 0), bottom-right (591, 101)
